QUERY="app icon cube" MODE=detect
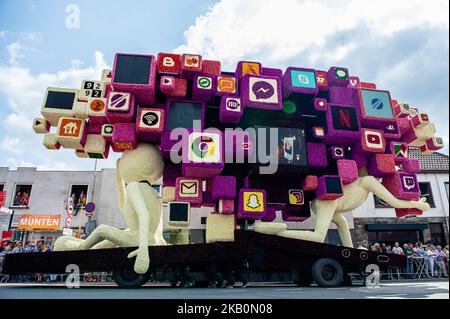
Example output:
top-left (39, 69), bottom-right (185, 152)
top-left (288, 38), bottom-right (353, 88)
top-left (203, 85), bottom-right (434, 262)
top-left (282, 67), bottom-right (318, 98)
top-left (181, 130), bottom-right (224, 178)
top-left (337, 159), bottom-right (359, 184)
top-left (360, 128), bottom-right (386, 153)
top-left (382, 172), bottom-right (421, 200)
top-left (236, 61), bottom-right (262, 78)
top-left (327, 67), bottom-right (349, 87)
top-left (168, 202), bottom-right (190, 228)
top-left (201, 59), bottom-right (221, 75)
top-left (241, 74), bottom-right (282, 110)
top-left (111, 122), bottom-right (137, 152)
top-left (316, 175), bottom-right (344, 200)
top-left (192, 75), bottom-right (215, 102)
top-left (219, 96), bottom-right (243, 124)
top-left (237, 189), bottom-right (267, 220)
top-left (367, 154), bottom-right (396, 178)
top-left (41, 87), bottom-right (79, 126)
top-left (175, 178), bottom-right (202, 204)
top-left (106, 92), bottom-right (136, 123)
top-left (157, 53), bottom-right (181, 75)
top-left (211, 175), bottom-right (236, 200)
top-left (84, 134), bottom-right (109, 159)
top-left (43, 133), bottom-right (61, 150)
top-left (78, 80), bottom-right (105, 102)
top-left (87, 98), bottom-right (107, 124)
top-left (136, 108), bottom-right (165, 142)
top-left (32, 118), bottom-right (50, 134)
top-left (56, 117), bottom-right (87, 149)
top-left (112, 53), bottom-right (156, 105)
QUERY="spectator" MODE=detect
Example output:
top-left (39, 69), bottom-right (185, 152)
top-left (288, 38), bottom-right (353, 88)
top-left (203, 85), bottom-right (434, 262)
top-left (404, 243), bottom-right (415, 279)
top-left (427, 245), bottom-right (437, 278)
top-left (0, 245), bottom-right (12, 282)
top-left (386, 245), bottom-right (392, 254)
top-left (392, 242), bottom-right (404, 255)
top-left (419, 245), bottom-right (431, 278)
top-left (36, 240), bottom-right (44, 252)
top-left (13, 192), bottom-right (21, 206)
top-left (23, 241), bottom-right (34, 253)
top-left (12, 241), bottom-right (23, 254)
top-left (435, 246), bottom-right (448, 278)
top-left (371, 243), bottom-right (382, 253)
top-left (20, 192), bottom-right (30, 207)
top-left (444, 245), bottom-right (449, 274)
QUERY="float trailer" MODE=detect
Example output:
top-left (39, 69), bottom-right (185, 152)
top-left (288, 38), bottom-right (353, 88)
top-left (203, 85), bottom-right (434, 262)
top-left (1, 231), bottom-right (406, 288)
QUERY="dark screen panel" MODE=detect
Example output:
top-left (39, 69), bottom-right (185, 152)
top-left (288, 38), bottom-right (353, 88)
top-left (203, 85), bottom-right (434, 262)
top-left (255, 126), bottom-right (307, 167)
top-left (114, 54), bottom-right (152, 84)
top-left (167, 101), bottom-right (203, 129)
top-left (325, 177), bottom-right (343, 194)
top-left (331, 105), bottom-right (359, 131)
top-left (170, 203), bottom-right (189, 222)
top-left (44, 91), bottom-right (76, 110)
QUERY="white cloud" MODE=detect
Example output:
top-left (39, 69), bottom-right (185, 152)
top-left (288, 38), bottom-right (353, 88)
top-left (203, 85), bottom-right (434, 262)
top-left (7, 41), bottom-right (25, 66)
top-left (0, 136), bottom-right (23, 154)
top-left (175, 0), bottom-right (449, 154)
top-left (176, 0), bottom-right (449, 68)
top-left (0, 51), bottom-right (115, 170)
top-left (0, 31), bottom-right (7, 38)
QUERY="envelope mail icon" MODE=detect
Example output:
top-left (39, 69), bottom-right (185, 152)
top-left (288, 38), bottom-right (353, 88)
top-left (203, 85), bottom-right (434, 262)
top-left (180, 180), bottom-right (199, 197)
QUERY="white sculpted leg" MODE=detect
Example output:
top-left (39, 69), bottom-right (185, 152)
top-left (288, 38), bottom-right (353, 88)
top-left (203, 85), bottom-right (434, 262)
top-left (331, 213), bottom-right (353, 248)
top-left (359, 176), bottom-right (430, 211)
top-left (275, 200), bottom-right (337, 243)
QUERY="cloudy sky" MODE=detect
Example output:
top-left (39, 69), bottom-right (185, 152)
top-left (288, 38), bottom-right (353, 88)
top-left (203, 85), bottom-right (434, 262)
top-left (0, 0), bottom-right (448, 171)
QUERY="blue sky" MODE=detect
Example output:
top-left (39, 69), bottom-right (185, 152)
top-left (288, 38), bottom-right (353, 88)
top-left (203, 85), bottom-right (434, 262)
top-left (0, 0), bottom-right (448, 171)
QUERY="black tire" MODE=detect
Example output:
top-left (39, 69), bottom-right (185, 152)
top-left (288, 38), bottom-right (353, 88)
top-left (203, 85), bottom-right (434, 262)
top-left (113, 267), bottom-right (150, 288)
top-left (312, 258), bottom-right (344, 287)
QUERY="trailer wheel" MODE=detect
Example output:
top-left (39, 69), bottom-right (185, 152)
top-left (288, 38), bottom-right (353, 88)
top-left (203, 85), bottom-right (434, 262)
top-left (312, 258), bottom-right (344, 287)
top-left (113, 267), bottom-right (150, 288)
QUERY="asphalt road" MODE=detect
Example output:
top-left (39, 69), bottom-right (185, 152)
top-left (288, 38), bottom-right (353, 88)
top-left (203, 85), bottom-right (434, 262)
top-left (0, 280), bottom-right (448, 299)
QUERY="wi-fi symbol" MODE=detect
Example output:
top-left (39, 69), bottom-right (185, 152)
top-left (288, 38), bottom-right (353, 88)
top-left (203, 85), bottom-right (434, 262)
top-left (142, 112), bottom-right (159, 126)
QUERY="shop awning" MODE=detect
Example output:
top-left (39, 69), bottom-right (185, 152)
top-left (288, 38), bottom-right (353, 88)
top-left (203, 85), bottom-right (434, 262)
top-left (365, 223), bottom-right (428, 231)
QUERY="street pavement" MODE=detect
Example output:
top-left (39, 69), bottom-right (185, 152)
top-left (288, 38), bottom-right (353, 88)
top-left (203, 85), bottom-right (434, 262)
top-left (0, 279), bottom-right (448, 299)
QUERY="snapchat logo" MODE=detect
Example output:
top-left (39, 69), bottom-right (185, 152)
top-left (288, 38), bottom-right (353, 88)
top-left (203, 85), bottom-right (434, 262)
top-left (243, 191), bottom-right (264, 212)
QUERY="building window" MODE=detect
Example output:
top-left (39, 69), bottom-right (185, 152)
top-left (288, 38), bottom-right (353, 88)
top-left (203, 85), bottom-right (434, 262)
top-left (445, 182), bottom-right (449, 199)
top-left (68, 184), bottom-right (88, 216)
top-left (419, 183), bottom-right (435, 208)
top-left (374, 195), bottom-right (392, 208)
top-left (429, 223), bottom-right (446, 246)
top-left (10, 184), bottom-right (32, 208)
top-left (0, 184), bottom-right (4, 191)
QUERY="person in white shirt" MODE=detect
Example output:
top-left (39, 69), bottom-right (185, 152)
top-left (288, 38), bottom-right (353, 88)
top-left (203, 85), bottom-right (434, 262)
top-left (392, 242), bottom-right (404, 255)
top-left (427, 245), bottom-right (437, 277)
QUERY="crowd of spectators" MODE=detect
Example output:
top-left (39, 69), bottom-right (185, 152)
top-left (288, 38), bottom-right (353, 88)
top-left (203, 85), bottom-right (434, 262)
top-left (357, 241), bottom-right (449, 279)
top-left (0, 240), bottom-right (109, 283)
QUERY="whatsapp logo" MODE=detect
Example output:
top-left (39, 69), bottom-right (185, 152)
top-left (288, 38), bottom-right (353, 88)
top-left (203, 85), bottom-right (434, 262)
top-left (198, 77), bottom-right (212, 89)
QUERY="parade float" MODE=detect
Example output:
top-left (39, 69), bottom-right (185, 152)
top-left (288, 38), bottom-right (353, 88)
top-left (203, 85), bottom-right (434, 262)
top-left (2, 52), bottom-right (444, 288)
